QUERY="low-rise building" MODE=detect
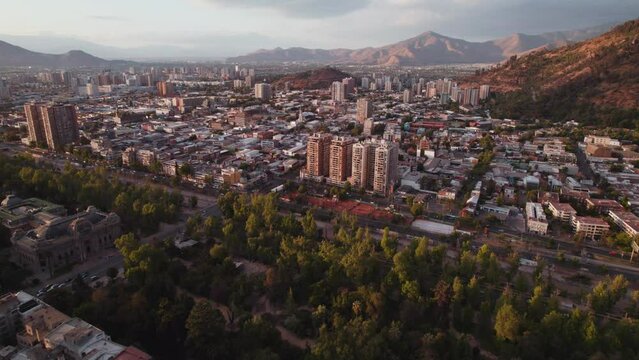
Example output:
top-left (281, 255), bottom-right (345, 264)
top-left (608, 210), bottom-right (639, 237)
top-left (547, 201), bottom-right (576, 222)
top-left (526, 202), bottom-right (548, 235)
top-left (572, 216), bottom-right (610, 240)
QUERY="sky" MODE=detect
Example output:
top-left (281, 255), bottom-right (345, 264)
top-left (1, 0), bottom-right (639, 57)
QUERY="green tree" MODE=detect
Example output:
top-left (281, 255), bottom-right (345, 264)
top-left (185, 301), bottom-right (227, 359)
top-left (495, 303), bottom-right (521, 342)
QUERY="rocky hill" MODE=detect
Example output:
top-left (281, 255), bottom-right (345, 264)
top-left (0, 40), bottom-right (121, 68)
top-left (272, 67), bottom-right (351, 90)
top-left (465, 19), bottom-right (639, 126)
top-left (228, 24), bottom-right (614, 65)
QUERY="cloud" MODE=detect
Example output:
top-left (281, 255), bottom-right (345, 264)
top-left (200, 0), bottom-right (372, 18)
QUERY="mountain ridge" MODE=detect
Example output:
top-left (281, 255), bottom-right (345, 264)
top-left (227, 23), bottom-right (618, 65)
top-left (0, 40), bottom-right (130, 68)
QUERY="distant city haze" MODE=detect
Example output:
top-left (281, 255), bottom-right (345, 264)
top-left (1, 0), bottom-right (638, 59)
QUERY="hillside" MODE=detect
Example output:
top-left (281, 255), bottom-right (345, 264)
top-left (0, 40), bottom-right (118, 68)
top-left (227, 24), bottom-right (614, 65)
top-left (272, 67), bottom-right (351, 90)
top-left (465, 19), bottom-right (639, 126)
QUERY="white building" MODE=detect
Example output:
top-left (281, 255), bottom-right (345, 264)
top-left (526, 202), bottom-right (548, 235)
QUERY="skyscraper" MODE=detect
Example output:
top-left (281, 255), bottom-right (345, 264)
top-left (361, 77), bottom-right (369, 90)
top-left (25, 104), bottom-right (79, 151)
top-left (356, 98), bottom-right (373, 123)
top-left (329, 137), bottom-right (356, 184)
top-left (363, 118), bottom-right (375, 136)
top-left (373, 141), bottom-right (399, 196)
top-left (342, 77), bottom-right (355, 95)
top-left (479, 85), bottom-right (491, 100)
top-left (403, 89), bottom-right (413, 104)
top-left (254, 83), bottom-right (272, 100)
top-left (157, 81), bottom-right (175, 97)
top-left (0, 79), bottom-right (11, 100)
top-left (350, 140), bottom-right (378, 190)
top-left (42, 104), bottom-right (79, 151)
top-left (24, 104), bottom-right (46, 145)
top-left (331, 81), bottom-right (345, 102)
top-left (348, 139), bottom-right (400, 195)
top-left (306, 133), bottom-right (333, 177)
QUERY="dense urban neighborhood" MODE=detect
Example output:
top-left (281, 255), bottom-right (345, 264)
top-left (1, 15), bottom-right (639, 360)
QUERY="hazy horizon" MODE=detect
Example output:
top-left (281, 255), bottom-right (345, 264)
top-left (1, 0), bottom-right (638, 59)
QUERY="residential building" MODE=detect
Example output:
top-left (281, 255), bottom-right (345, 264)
top-left (306, 133), bottom-right (332, 178)
top-left (585, 198), bottom-right (624, 214)
top-left (403, 89), bottom-right (413, 104)
top-left (583, 135), bottom-right (621, 147)
top-left (373, 140), bottom-right (399, 196)
top-left (356, 98), bottom-right (373, 123)
top-left (0, 291), bottom-right (151, 359)
top-left (0, 78), bottom-right (10, 100)
top-left (350, 140), bottom-right (378, 190)
top-left (479, 85), bottom-right (490, 100)
top-left (572, 216), bottom-right (610, 240)
top-left (25, 103), bottom-right (79, 151)
top-left (363, 118), bottom-right (374, 136)
top-left (254, 83), bottom-right (272, 100)
top-left (156, 81), bottom-right (175, 97)
top-left (328, 137), bottom-right (355, 185)
top-left (526, 202), bottom-right (548, 235)
top-left (331, 81), bottom-right (345, 102)
top-left (24, 104), bottom-right (47, 145)
top-left (608, 210), bottom-right (639, 237)
top-left (342, 77), bottom-right (355, 95)
top-left (547, 201), bottom-right (576, 222)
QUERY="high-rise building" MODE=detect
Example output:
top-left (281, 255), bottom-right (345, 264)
top-left (329, 137), bottom-right (356, 184)
top-left (356, 98), bottom-right (373, 123)
top-left (306, 133), bottom-right (333, 177)
top-left (403, 89), bottom-right (413, 104)
top-left (350, 138), bottom-right (398, 195)
top-left (0, 78), bottom-right (10, 100)
top-left (342, 77), bottom-right (355, 95)
top-left (361, 77), bottom-right (369, 90)
top-left (479, 85), bottom-right (491, 100)
top-left (25, 104), bottom-right (79, 151)
top-left (41, 104), bottom-right (80, 151)
top-left (24, 104), bottom-right (47, 145)
top-left (373, 141), bottom-right (399, 196)
top-left (384, 80), bottom-right (393, 92)
top-left (157, 81), bottom-right (175, 97)
top-left (245, 75), bottom-right (254, 89)
top-left (463, 88), bottom-right (480, 106)
top-left (331, 81), bottom-right (345, 102)
top-left (86, 83), bottom-right (100, 97)
top-left (254, 83), bottom-right (272, 100)
top-left (350, 140), bottom-right (378, 190)
top-left (363, 118), bottom-right (375, 136)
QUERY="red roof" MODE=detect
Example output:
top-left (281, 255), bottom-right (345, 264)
top-left (115, 347), bottom-right (152, 360)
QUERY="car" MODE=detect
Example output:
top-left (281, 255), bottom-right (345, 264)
top-left (609, 250), bottom-right (618, 256)
top-left (80, 272), bottom-right (89, 278)
top-left (90, 275), bottom-right (99, 281)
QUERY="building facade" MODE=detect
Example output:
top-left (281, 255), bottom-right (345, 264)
top-left (306, 133), bottom-right (332, 178)
top-left (328, 137), bottom-right (355, 185)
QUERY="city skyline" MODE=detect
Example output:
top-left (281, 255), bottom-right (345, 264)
top-left (1, 0), bottom-right (638, 58)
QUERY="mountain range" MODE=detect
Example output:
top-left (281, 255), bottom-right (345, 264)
top-left (465, 19), bottom-right (639, 125)
top-left (227, 23), bottom-right (616, 65)
top-left (0, 40), bottom-right (128, 68)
